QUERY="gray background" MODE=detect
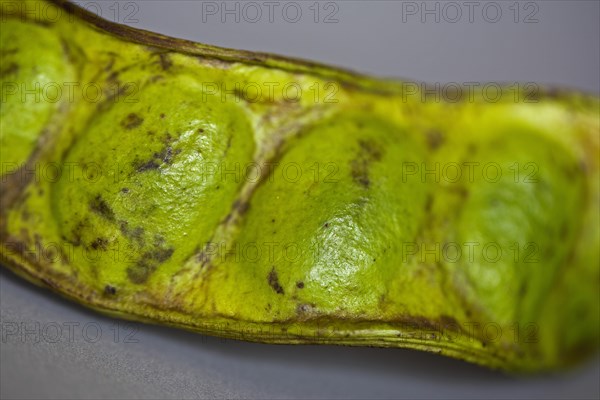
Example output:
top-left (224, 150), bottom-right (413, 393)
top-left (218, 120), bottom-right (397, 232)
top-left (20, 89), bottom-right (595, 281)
top-left (1, 1), bottom-right (599, 399)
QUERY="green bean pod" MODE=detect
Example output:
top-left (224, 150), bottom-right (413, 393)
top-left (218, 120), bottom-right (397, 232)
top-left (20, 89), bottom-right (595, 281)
top-left (1, 0), bottom-right (598, 372)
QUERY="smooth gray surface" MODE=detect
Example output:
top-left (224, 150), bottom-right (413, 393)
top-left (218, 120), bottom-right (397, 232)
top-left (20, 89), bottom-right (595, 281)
top-left (2, 1), bottom-right (600, 399)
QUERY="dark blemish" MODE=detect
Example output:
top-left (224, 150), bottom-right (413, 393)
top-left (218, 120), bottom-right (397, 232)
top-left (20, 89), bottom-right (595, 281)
top-left (131, 227), bottom-right (144, 243)
top-left (90, 195), bottom-right (115, 221)
top-left (159, 53), bottom-right (172, 70)
top-left (98, 85), bottom-right (129, 112)
top-left (135, 159), bottom-right (160, 172)
top-left (7, 241), bottom-right (26, 259)
top-left (563, 163), bottom-right (581, 180)
top-left (104, 285), bottom-right (117, 295)
top-left (450, 186), bottom-right (469, 199)
top-left (196, 235), bottom-right (227, 266)
top-left (324, 223), bottom-right (329, 228)
top-left (134, 145), bottom-right (178, 172)
top-left (296, 303), bottom-right (314, 314)
top-left (525, 87), bottom-right (541, 103)
top-left (233, 87), bottom-right (246, 101)
top-left (119, 221), bottom-right (144, 245)
top-left (119, 220), bottom-right (130, 236)
top-left (231, 199), bottom-right (250, 216)
top-left (439, 315), bottom-right (458, 329)
top-left (198, 128), bottom-right (205, 133)
top-left (267, 267), bottom-right (284, 295)
top-left (162, 147), bottom-right (175, 164)
top-left (107, 70), bottom-right (119, 82)
top-left (197, 249), bottom-right (211, 266)
top-left (121, 113), bottom-right (144, 130)
top-left (127, 260), bottom-right (154, 284)
top-left (46, 247), bottom-right (57, 261)
top-left (0, 48), bottom-right (18, 56)
top-left (236, 201), bottom-right (250, 215)
top-left (121, 188), bottom-right (130, 194)
top-left (0, 62), bottom-right (19, 78)
top-left (519, 282), bottom-right (527, 298)
top-left (425, 194), bottom-right (433, 212)
top-left (160, 113), bottom-right (166, 119)
top-left (127, 247), bottom-right (174, 284)
top-left (222, 212), bottom-right (233, 224)
top-left (90, 237), bottom-right (109, 251)
top-left (154, 246), bottom-right (174, 262)
top-left (232, 86), bottom-right (277, 104)
top-left (399, 315), bottom-right (439, 331)
top-left (296, 281), bottom-right (304, 289)
top-left (426, 130), bottom-right (444, 150)
top-left (153, 234), bottom-right (167, 247)
top-left (359, 139), bottom-right (383, 161)
top-left (351, 159), bottom-right (370, 187)
top-left (271, 219), bottom-right (276, 223)
top-left (351, 139), bottom-right (384, 188)
top-left (70, 220), bottom-right (87, 246)
top-left (103, 57), bottom-right (115, 72)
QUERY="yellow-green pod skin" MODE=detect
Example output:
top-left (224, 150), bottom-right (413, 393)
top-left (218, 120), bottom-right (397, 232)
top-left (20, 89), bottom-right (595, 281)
top-left (1, 0), bottom-right (598, 372)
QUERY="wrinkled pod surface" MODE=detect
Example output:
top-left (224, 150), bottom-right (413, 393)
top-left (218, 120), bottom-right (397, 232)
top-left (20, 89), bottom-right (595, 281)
top-left (1, 0), bottom-right (598, 372)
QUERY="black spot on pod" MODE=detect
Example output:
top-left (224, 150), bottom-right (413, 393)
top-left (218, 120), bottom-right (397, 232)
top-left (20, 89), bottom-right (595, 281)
top-left (135, 159), bottom-right (161, 172)
top-left (439, 314), bottom-right (459, 329)
top-left (134, 146), bottom-right (179, 173)
top-left (0, 62), bottom-right (19, 78)
top-left (296, 303), bottom-right (315, 315)
top-left (426, 130), bottom-right (444, 150)
top-left (90, 195), bottom-right (115, 221)
top-left (104, 285), bottom-right (117, 295)
top-left (268, 267), bottom-right (284, 295)
top-left (90, 237), bottom-right (109, 250)
top-left (351, 139), bottom-right (384, 188)
top-left (121, 113), bottom-right (144, 130)
top-left (233, 199), bottom-right (250, 216)
top-left (159, 53), bottom-right (173, 70)
top-left (126, 247), bottom-right (175, 284)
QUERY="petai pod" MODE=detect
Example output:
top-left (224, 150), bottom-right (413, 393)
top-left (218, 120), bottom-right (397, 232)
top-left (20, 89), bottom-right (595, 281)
top-left (1, 0), bottom-right (598, 372)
